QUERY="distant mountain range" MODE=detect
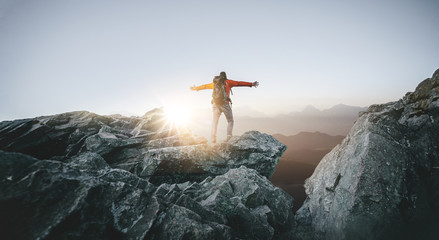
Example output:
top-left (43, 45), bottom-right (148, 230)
top-left (193, 104), bottom-right (367, 140)
top-left (270, 131), bottom-right (345, 212)
top-left (290, 104), bottom-right (366, 117)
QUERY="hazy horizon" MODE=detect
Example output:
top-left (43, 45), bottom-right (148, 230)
top-left (0, 102), bottom-right (363, 120)
top-left (1, 0), bottom-right (438, 121)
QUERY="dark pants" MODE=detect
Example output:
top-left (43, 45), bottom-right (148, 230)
top-left (211, 103), bottom-right (233, 142)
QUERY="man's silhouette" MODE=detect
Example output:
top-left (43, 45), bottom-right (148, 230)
top-left (191, 72), bottom-right (259, 143)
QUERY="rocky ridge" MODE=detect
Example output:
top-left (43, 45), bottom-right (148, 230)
top-left (0, 108), bottom-right (291, 239)
top-left (0, 108), bottom-right (285, 182)
top-left (294, 69), bottom-right (439, 239)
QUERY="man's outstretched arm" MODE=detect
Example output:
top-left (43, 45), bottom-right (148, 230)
top-left (190, 82), bottom-right (214, 91)
top-left (227, 80), bottom-right (259, 88)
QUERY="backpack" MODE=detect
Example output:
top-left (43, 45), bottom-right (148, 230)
top-left (212, 76), bottom-right (231, 105)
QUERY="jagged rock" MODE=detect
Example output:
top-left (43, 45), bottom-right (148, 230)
top-left (148, 166), bottom-right (295, 240)
top-left (0, 107), bottom-right (293, 239)
top-left (0, 152), bottom-right (294, 239)
top-left (0, 111), bottom-right (139, 159)
top-left (294, 69), bottom-right (439, 239)
top-left (0, 109), bottom-right (205, 161)
top-left (0, 108), bottom-right (205, 172)
top-left (197, 166), bottom-right (294, 239)
top-left (0, 150), bottom-right (159, 239)
top-left (150, 204), bottom-right (222, 240)
top-left (0, 108), bottom-right (284, 184)
top-left (139, 131), bottom-right (286, 183)
top-left (66, 151), bottom-right (111, 172)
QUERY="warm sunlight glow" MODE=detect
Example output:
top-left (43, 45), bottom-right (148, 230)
top-left (164, 106), bottom-right (190, 126)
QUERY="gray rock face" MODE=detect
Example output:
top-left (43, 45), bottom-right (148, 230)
top-left (0, 150), bottom-right (158, 239)
top-left (142, 131), bottom-right (286, 183)
top-left (295, 69), bottom-right (439, 239)
top-left (0, 109), bottom-right (284, 183)
top-left (148, 166), bottom-right (294, 240)
top-left (0, 151), bottom-right (293, 239)
top-left (0, 111), bottom-right (141, 159)
top-left (0, 108), bottom-right (291, 239)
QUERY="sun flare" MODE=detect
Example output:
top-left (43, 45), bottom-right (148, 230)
top-left (164, 106), bottom-right (190, 126)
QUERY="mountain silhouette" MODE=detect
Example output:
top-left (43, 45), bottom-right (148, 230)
top-left (189, 104), bottom-right (366, 140)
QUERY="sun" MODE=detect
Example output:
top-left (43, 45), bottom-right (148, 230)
top-left (164, 106), bottom-right (190, 126)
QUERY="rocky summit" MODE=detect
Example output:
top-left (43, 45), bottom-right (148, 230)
top-left (2, 68), bottom-right (439, 240)
top-left (295, 69), bottom-right (439, 240)
top-left (0, 108), bottom-right (292, 239)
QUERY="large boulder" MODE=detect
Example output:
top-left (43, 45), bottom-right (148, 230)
top-left (147, 166), bottom-right (294, 240)
top-left (0, 150), bottom-right (159, 239)
top-left (139, 131), bottom-right (286, 183)
top-left (294, 69), bottom-right (439, 239)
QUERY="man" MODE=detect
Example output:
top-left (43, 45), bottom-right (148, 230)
top-left (190, 72), bottom-right (259, 143)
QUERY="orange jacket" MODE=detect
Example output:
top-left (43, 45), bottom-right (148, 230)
top-left (194, 79), bottom-right (253, 99)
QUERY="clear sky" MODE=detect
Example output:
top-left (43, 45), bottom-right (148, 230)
top-left (1, 0), bottom-right (438, 120)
